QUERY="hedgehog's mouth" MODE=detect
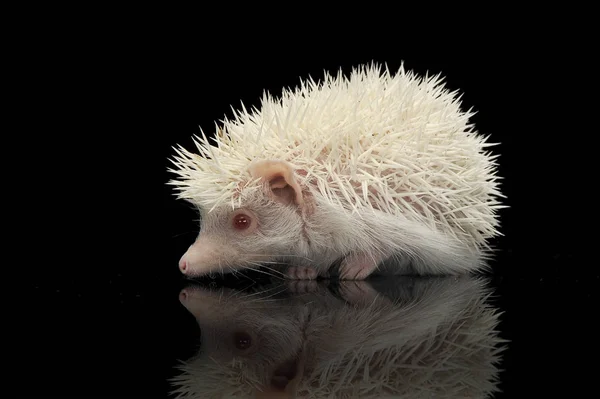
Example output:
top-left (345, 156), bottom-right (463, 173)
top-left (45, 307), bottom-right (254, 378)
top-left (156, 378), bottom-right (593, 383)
top-left (270, 357), bottom-right (299, 390)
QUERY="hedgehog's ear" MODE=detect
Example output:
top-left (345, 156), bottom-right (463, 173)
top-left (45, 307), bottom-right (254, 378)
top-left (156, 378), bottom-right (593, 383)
top-left (249, 160), bottom-right (304, 207)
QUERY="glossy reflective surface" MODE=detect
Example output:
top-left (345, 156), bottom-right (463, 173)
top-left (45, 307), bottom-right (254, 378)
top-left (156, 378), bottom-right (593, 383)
top-left (28, 261), bottom-right (596, 398)
top-left (172, 276), bottom-right (505, 398)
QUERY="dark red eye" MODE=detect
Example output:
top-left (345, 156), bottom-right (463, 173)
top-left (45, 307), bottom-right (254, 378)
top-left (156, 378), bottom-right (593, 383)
top-left (233, 213), bottom-right (251, 230)
top-left (233, 331), bottom-right (252, 350)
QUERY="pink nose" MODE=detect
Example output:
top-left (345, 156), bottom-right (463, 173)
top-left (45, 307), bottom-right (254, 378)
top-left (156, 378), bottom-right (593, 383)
top-left (179, 258), bottom-right (188, 274)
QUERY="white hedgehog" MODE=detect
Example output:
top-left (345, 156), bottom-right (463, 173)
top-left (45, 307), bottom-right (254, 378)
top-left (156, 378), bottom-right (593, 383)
top-left (170, 276), bottom-right (506, 398)
top-left (169, 63), bottom-right (504, 280)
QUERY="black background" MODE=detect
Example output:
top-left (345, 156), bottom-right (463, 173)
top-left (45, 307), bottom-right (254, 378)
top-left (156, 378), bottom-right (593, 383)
top-left (23, 19), bottom-right (595, 398)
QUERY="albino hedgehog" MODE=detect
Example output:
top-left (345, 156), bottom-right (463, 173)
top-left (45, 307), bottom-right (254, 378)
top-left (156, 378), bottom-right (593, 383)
top-left (171, 276), bottom-right (505, 398)
top-left (169, 63), bottom-right (504, 280)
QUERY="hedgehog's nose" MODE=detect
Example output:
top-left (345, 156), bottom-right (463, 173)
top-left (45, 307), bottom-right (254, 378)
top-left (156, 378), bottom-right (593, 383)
top-left (179, 257), bottom-right (188, 274)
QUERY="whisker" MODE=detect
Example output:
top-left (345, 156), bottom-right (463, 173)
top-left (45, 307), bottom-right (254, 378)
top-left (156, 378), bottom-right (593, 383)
top-left (250, 286), bottom-right (289, 302)
top-left (242, 265), bottom-right (275, 279)
top-left (247, 261), bottom-right (284, 276)
top-left (171, 231), bottom-right (197, 238)
top-left (249, 260), bottom-right (282, 265)
top-left (236, 281), bottom-right (290, 303)
top-left (243, 263), bottom-right (285, 280)
top-left (248, 262), bottom-right (286, 278)
top-left (237, 286), bottom-right (281, 300)
top-left (245, 253), bottom-right (314, 262)
top-left (234, 268), bottom-right (258, 284)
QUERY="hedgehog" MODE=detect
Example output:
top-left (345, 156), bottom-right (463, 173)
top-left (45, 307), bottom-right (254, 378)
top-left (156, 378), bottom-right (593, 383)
top-left (168, 62), bottom-right (504, 280)
top-left (170, 275), bottom-right (506, 398)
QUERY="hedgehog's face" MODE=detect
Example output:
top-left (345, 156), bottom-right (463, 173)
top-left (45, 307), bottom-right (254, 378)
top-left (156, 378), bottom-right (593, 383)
top-left (177, 284), bottom-right (307, 396)
top-left (179, 160), bottom-right (310, 278)
top-left (179, 285), bottom-right (304, 360)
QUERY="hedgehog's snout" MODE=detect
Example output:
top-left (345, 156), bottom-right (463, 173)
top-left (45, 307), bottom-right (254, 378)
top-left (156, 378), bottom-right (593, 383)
top-left (178, 237), bottom-right (223, 277)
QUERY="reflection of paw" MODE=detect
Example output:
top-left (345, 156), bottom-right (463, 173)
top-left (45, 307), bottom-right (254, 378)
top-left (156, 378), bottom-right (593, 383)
top-left (339, 254), bottom-right (379, 280)
top-left (319, 270), bottom-right (331, 279)
top-left (338, 281), bottom-right (379, 305)
top-left (286, 266), bottom-right (318, 280)
top-left (286, 280), bottom-right (319, 294)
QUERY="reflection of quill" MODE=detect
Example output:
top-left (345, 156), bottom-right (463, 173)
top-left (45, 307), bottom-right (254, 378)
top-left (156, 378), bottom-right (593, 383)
top-left (171, 276), bottom-right (506, 398)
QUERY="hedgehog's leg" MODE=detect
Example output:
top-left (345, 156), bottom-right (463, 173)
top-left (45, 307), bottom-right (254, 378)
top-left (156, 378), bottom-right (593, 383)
top-left (338, 252), bottom-right (382, 280)
top-left (286, 266), bottom-right (318, 280)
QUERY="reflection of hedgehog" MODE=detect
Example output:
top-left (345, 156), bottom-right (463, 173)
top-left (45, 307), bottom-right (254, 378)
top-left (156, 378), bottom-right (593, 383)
top-left (170, 63), bottom-right (505, 280)
top-left (170, 276), bottom-right (506, 398)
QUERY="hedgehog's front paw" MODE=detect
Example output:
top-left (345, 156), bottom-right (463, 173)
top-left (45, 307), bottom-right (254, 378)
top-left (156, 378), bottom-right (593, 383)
top-left (339, 253), bottom-right (379, 280)
top-left (286, 266), bottom-right (318, 280)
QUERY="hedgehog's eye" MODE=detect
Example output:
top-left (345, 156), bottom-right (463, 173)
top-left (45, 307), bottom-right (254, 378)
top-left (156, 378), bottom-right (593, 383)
top-left (233, 331), bottom-right (253, 350)
top-left (230, 209), bottom-right (258, 234)
top-left (233, 213), bottom-right (251, 230)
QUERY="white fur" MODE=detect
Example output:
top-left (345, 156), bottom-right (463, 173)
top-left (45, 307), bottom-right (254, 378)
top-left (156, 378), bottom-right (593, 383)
top-left (169, 63), bottom-right (504, 277)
